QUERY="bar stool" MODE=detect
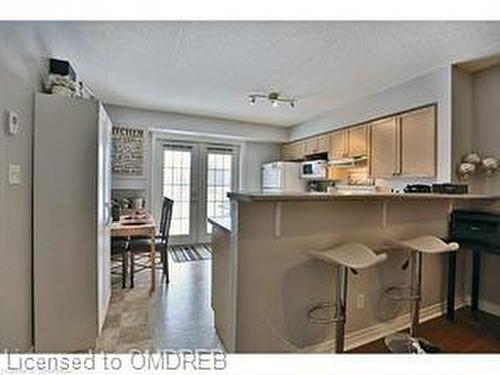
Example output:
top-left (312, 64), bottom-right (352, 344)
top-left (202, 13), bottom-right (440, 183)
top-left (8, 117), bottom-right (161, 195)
top-left (384, 236), bottom-right (459, 353)
top-left (310, 243), bottom-right (388, 353)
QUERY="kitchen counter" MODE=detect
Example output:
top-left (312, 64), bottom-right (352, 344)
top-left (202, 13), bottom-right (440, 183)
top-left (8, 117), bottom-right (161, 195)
top-left (228, 191), bottom-right (500, 202)
top-left (208, 217), bottom-right (232, 232)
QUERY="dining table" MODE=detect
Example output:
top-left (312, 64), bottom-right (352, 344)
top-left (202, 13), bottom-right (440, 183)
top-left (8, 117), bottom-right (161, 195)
top-left (110, 213), bottom-right (157, 293)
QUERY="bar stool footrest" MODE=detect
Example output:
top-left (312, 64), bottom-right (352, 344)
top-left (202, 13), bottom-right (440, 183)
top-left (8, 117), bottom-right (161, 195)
top-left (384, 285), bottom-right (419, 301)
top-left (308, 302), bottom-right (341, 324)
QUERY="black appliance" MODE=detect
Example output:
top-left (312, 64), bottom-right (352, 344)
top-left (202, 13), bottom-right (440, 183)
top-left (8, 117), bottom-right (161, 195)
top-left (49, 58), bottom-right (76, 80)
top-left (432, 183), bottom-right (468, 195)
top-left (403, 184), bottom-right (431, 193)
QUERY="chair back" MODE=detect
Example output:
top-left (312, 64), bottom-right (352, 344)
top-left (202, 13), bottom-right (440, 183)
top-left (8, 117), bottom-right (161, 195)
top-left (159, 197), bottom-right (174, 247)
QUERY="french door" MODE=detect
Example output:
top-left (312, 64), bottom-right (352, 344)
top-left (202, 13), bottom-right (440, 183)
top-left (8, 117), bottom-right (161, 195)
top-left (159, 141), bottom-right (238, 245)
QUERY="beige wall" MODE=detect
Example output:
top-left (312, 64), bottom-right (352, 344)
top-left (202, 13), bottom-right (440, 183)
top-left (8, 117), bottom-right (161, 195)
top-left (0, 24), bottom-right (47, 350)
top-left (470, 66), bottom-right (500, 308)
top-left (451, 67), bottom-right (473, 182)
top-left (451, 65), bottom-right (500, 311)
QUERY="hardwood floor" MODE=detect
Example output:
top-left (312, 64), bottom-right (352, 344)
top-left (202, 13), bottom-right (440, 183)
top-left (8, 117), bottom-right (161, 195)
top-left (351, 308), bottom-right (500, 353)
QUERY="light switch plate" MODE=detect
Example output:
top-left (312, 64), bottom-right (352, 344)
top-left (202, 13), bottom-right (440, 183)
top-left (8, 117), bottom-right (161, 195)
top-left (8, 110), bottom-right (20, 135)
top-left (9, 164), bottom-right (21, 185)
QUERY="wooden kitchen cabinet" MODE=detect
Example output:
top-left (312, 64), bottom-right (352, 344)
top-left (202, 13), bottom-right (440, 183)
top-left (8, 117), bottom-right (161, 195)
top-left (281, 141), bottom-right (305, 161)
top-left (316, 134), bottom-right (329, 153)
top-left (302, 134), bottom-right (329, 155)
top-left (369, 116), bottom-right (399, 178)
top-left (347, 124), bottom-right (368, 157)
top-left (370, 105), bottom-right (436, 178)
top-left (329, 130), bottom-right (347, 159)
top-left (304, 137), bottom-right (319, 155)
top-left (400, 106), bottom-right (436, 177)
top-left (281, 143), bottom-right (294, 160)
top-left (329, 125), bottom-right (368, 159)
top-left (284, 105), bottom-right (436, 177)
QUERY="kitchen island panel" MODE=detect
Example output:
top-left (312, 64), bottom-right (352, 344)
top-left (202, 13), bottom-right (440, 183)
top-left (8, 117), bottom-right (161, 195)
top-left (211, 194), bottom-right (498, 352)
top-left (231, 199), bottom-right (465, 352)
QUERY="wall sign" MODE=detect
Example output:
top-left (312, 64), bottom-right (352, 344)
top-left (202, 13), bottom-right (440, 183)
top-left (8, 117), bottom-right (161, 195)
top-left (111, 127), bottom-right (144, 176)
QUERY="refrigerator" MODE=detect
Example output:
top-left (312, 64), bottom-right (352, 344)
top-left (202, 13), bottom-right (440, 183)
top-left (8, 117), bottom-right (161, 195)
top-left (33, 93), bottom-right (112, 352)
top-left (261, 161), bottom-right (305, 193)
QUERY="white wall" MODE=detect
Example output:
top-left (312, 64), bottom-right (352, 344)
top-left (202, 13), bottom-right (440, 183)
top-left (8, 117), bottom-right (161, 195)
top-left (0, 24), bottom-right (47, 350)
top-left (290, 67), bottom-right (453, 182)
top-left (241, 142), bottom-right (281, 191)
top-left (105, 104), bottom-right (285, 200)
top-left (106, 104), bottom-right (288, 143)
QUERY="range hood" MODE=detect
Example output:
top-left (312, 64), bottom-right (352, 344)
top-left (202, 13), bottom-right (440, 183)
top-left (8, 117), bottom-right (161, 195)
top-left (328, 155), bottom-right (368, 168)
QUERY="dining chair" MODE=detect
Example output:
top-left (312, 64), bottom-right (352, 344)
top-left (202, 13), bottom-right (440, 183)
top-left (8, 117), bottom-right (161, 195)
top-left (129, 197), bottom-right (174, 287)
top-left (111, 237), bottom-right (129, 288)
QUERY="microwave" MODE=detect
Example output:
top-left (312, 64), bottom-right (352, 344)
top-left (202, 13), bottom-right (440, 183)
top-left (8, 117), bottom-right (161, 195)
top-left (301, 160), bottom-right (328, 180)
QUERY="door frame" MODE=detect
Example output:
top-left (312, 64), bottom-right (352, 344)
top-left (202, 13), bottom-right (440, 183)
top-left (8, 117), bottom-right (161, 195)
top-left (160, 141), bottom-right (200, 245)
top-left (197, 144), bottom-right (239, 244)
top-left (151, 132), bottom-right (241, 245)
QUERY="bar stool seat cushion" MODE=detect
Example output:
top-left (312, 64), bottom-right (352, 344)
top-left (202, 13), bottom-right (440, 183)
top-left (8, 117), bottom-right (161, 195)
top-left (311, 243), bottom-right (388, 270)
top-left (393, 236), bottom-right (459, 254)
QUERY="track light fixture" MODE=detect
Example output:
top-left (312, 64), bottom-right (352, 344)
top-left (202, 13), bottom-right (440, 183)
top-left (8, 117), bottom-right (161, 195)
top-left (248, 92), bottom-right (296, 108)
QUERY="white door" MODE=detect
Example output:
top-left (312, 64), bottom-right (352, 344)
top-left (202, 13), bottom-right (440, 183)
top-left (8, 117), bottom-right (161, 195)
top-left (198, 146), bottom-right (238, 243)
top-left (97, 104), bottom-right (112, 332)
top-left (162, 143), bottom-right (199, 245)
top-left (159, 141), bottom-right (238, 245)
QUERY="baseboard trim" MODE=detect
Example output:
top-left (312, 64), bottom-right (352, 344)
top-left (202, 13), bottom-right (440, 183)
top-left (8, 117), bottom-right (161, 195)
top-left (478, 300), bottom-right (500, 316)
top-left (464, 295), bottom-right (500, 317)
top-left (301, 297), bottom-right (466, 353)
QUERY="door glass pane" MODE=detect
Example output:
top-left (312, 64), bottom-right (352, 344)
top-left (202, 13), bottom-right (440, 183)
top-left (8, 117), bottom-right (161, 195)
top-left (163, 148), bottom-right (191, 236)
top-left (206, 152), bottom-right (233, 233)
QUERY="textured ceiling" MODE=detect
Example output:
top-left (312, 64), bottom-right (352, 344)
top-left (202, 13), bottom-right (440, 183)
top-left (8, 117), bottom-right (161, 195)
top-left (20, 21), bottom-right (500, 126)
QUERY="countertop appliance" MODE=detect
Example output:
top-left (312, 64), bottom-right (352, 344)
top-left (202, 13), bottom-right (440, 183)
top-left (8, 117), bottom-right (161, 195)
top-left (262, 161), bottom-right (305, 193)
top-left (404, 184), bottom-right (432, 193)
top-left (432, 183), bottom-right (468, 194)
top-left (403, 183), bottom-right (469, 194)
top-left (301, 159), bottom-right (328, 180)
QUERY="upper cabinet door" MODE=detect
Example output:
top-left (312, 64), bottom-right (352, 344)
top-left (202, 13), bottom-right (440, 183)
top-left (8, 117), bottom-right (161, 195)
top-left (282, 141), bottom-right (306, 161)
top-left (317, 134), bottom-right (329, 153)
top-left (370, 117), bottom-right (399, 178)
top-left (400, 106), bottom-right (436, 177)
top-left (347, 124), bottom-right (368, 157)
top-left (329, 130), bottom-right (347, 159)
top-left (281, 143), bottom-right (294, 161)
top-left (305, 137), bottom-right (319, 155)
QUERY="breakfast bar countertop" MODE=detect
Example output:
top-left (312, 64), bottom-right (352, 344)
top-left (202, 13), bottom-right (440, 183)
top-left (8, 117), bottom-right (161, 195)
top-left (208, 217), bottom-right (232, 232)
top-left (227, 191), bottom-right (500, 202)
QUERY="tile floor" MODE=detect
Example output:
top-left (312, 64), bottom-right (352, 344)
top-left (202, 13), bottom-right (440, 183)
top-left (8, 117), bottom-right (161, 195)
top-left (95, 256), bottom-right (223, 353)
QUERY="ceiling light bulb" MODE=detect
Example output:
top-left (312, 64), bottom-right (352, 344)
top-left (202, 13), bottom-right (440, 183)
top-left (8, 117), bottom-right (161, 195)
top-left (272, 100), bottom-right (279, 108)
top-left (249, 97), bottom-right (256, 106)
